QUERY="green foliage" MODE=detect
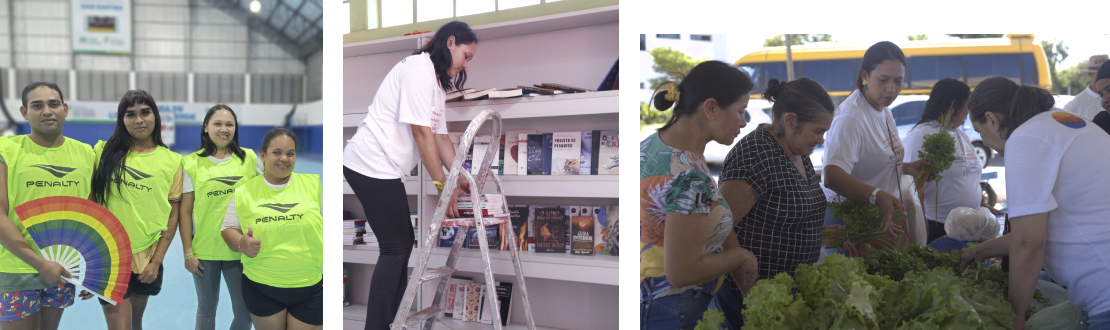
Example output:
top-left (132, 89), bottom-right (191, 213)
top-left (1042, 39), bottom-right (1070, 91)
top-left (906, 34), bottom-right (929, 41)
top-left (645, 46), bottom-right (709, 91)
top-left (946, 34), bottom-right (1004, 39)
top-left (1055, 60), bottom-right (1091, 95)
top-left (823, 199), bottom-right (905, 249)
top-left (917, 112), bottom-right (958, 179)
top-left (640, 101), bottom-right (671, 127)
top-left (763, 34), bottom-right (834, 47)
top-left (694, 308), bottom-right (726, 330)
top-left (743, 253), bottom-right (1014, 329)
top-left (863, 245), bottom-right (961, 282)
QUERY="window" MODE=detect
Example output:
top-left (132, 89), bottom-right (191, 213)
top-left (967, 54), bottom-right (1022, 87)
top-left (690, 34), bottom-right (711, 41)
top-left (743, 110), bottom-right (751, 123)
top-left (656, 34), bottom-right (679, 39)
top-left (1021, 54), bottom-right (1037, 85)
top-left (417, 0), bottom-right (452, 22)
top-left (891, 101), bottom-right (926, 126)
top-left (456, 0), bottom-right (495, 16)
top-left (738, 64), bottom-right (762, 91)
top-left (797, 60), bottom-right (856, 92)
top-left (908, 56), bottom-right (964, 89)
top-left (381, 0), bottom-right (413, 28)
top-left (498, 0), bottom-right (540, 10)
top-left (640, 34), bottom-right (645, 51)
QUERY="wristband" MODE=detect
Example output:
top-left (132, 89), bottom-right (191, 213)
top-left (433, 180), bottom-right (445, 192)
top-left (183, 253), bottom-right (195, 259)
top-left (869, 188), bottom-right (880, 205)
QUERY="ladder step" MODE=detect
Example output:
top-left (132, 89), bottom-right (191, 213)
top-left (404, 307), bottom-right (442, 328)
top-left (441, 216), bottom-right (508, 227)
top-left (419, 266), bottom-right (456, 283)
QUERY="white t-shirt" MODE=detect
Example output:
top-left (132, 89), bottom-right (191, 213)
top-left (183, 154), bottom-right (265, 193)
top-left (343, 52), bottom-right (448, 180)
top-left (1063, 86), bottom-right (1103, 122)
top-left (902, 121), bottom-right (983, 222)
top-left (1005, 110), bottom-right (1110, 315)
top-left (823, 90), bottom-right (905, 199)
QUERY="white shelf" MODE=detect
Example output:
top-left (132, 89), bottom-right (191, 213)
top-left (343, 90), bottom-right (618, 127)
top-left (342, 178), bottom-right (421, 195)
top-left (343, 5), bottom-right (618, 58)
top-left (343, 304), bottom-right (562, 330)
top-left (423, 175), bottom-right (617, 198)
top-left (343, 245), bottom-right (618, 286)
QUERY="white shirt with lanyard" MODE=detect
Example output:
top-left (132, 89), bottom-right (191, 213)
top-left (822, 89), bottom-right (905, 200)
top-left (343, 52), bottom-right (448, 180)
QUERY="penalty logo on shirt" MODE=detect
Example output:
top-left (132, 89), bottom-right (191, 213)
top-left (26, 164), bottom-right (81, 188)
top-left (256, 203), bottom-right (303, 224)
top-left (208, 176), bottom-right (243, 186)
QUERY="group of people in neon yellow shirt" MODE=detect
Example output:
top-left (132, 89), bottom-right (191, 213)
top-left (0, 82), bottom-right (322, 330)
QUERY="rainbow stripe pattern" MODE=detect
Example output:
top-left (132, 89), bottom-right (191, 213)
top-left (16, 196), bottom-right (132, 305)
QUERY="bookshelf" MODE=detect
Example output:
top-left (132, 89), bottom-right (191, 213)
top-left (342, 5), bottom-right (618, 330)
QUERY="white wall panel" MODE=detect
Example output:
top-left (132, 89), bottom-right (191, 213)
top-left (192, 58), bottom-right (246, 73)
top-left (192, 42), bottom-right (247, 58)
top-left (135, 40), bottom-right (187, 56)
top-left (134, 5), bottom-right (189, 24)
top-left (75, 54), bottom-right (131, 71)
top-left (135, 57), bottom-right (187, 72)
top-left (194, 7), bottom-right (236, 25)
top-left (135, 0), bottom-right (188, 5)
top-left (16, 36), bottom-right (69, 53)
top-left (134, 23), bottom-right (188, 39)
top-left (249, 43), bottom-right (289, 58)
top-left (249, 59), bottom-right (304, 74)
top-left (14, 1), bottom-right (67, 19)
top-left (15, 19), bottom-right (69, 35)
top-left (16, 54), bottom-right (69, 69)
top-left (192, 25), bottom-right (247, 42)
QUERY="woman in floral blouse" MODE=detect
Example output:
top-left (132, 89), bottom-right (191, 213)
top-left (639, 60), bottom-right (759, 330)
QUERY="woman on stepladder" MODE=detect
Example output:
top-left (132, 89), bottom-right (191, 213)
top-left (221, 128), bottom-right (322, 330)
top-left (85, 90), bottom-right (184, 330)
top-left (342, 20), bottom-right (476, 330)
top-left (179, 105), bottom-right (262, 330)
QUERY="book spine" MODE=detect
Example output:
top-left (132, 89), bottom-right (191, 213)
top-left (526, 134), bottom-right (543, 175)
top-left (591, 130), bottom-right (601, 175)
top-left (580, 131), bottom-right (592, 175)
top-left (496, 282), bottom-right (513, 326)
top-left (541, 133), bottom-right (553, 175)
top-left (498, 135), bottom-right (505, 175)
top-left (464, 283), bottom-right (480, 322)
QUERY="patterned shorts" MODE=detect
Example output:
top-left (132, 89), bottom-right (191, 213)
top-left (0, 284), bottom-right (75, 321)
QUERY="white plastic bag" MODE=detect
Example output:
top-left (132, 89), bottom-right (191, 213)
top-left (900, 175), bottom-right (927, 245)
top-left (1027, 280), bottom-right (1086, 330)
top-left (945, 207), bottom-right (999, 242)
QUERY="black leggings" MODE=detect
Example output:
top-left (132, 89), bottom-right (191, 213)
top-left (926, 219), bottom-right (947, 245)
top-left (344, 167), bottom-right (414, 330)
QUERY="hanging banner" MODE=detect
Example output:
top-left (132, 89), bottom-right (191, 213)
top-left (71, 0), bottom-right (131, 54)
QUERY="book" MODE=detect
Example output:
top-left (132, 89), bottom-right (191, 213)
top-left (342, 227), bottom-right (365, 234)
top-left (526, 134), bottom-right (543, 175)
top-left (463, 283), bottom-right (481, 321)
top-left (527, 204), bottom-right (558, 240)
top-left (598, 130), bottom-right (619, 175)
top-left (343, 267), bottom-right (350, 306)
top-left (606, 205), bottom-right (619, 256)
top-left (444, 276), bottom-right (472, 318)
top-left (517, 86), bottom-right (559, 95)
top-left (506, 206), bottom-right (529, 251)
top-left (503, 130), bottom-right (535, 175)
top-left (439, 226), bottom-right (465, 248)
top-left (452, 277), bottom-right (471, 319)
top-left (597, 59), bottom-right (619, 91)
top-left (572, 213), bottom-right (595, 255)
top-left (517, 133), bottom-right (529, 175)
top-left (471, 135), bottom-right (492, 175)
top-left (593, 206), bottom-right (607, 255)
top-left (497, 134), bottom-right (505, 175)
top-left (342, 219), bottom-right (365, 229)
top-left (478, 284), bottom-right (492, 324)
top-left (590, 130), bottom-right (601, 175)
top-left (580, 131), bottom-right (593, 175)
top-left (541, 133), bottom-right (553, 175)
top-left (551, 132), bottom-right (581, 175)
top-left (459, 87), bottom-right (497, 101)
top-left (446, 88), bottom-right (476, 102)
top-left (534, 208), bottom-right (566, 253)
top-left (538, 83), bottom-right (593, 93)
top-left (467, 225), bottom-right (500, 250)
top-left (488, 88), bottom-right (524, 99)
top-left (495, 282), bottom-right (513, 326)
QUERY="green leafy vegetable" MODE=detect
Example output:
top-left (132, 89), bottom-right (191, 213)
top-left (694, 308), bottom-right (726, 330)
top-left (823, 199), bottom-right (906, 249)
top-left (915, 112), bottom-right (958, 217)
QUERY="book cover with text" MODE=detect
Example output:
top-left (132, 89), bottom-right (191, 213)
top-left (598, 130), bottom-right (619, 175)
top-left (534, 208), bottom-right (566, 253)
top-left (551, 132), bottom-right (581, 175)
top-left (503, 130), bottom-right (536, 175)
top-left (526, 134), bottom-right (543, 175)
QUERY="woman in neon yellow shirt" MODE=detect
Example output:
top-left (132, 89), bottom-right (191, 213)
top-left (86, 90), bottom-right (183, 330)
top-left (221, 128), bottom-right (322, 330)
top-left (179, 105), bottom-right (260, 330)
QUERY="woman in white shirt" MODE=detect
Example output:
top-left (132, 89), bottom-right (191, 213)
top-left (958, 77), bottom-right (1110, 330)
top-left (342, 20), bottom-right (475, 330)
top-left (822, 41), bottom-right (932, 257)
top-left (902, 78), bottom-right (1002, 244)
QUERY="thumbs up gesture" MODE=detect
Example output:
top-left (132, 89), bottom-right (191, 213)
top-left (241, 226), bottom-right (262, 258)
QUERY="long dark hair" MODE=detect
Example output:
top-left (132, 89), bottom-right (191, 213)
top-left (414, 21), bottom-right (478, 92)
top-left (968, 77), bottom-right (1055, 139)
top-left (198, 104), bottom-right (246, 164)
top-left (914, 78), bottom-right (971, 129)
top-left (856, 41), bottom-right (907, 90)
top-left (762, 77), bottom-right (835, 135)
top-left (91, 90), bottom-right (166, 205)
top-left (652, 61), bottom-right (755, 131)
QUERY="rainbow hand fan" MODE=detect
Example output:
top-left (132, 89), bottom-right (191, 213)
top-left (16, 196), bottom-right (132, 305)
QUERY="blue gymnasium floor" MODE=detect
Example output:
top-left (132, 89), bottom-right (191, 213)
top-left (56, 152), bottom-right (323, 330)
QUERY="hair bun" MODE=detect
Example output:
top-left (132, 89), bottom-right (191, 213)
top-left (654, 89), bottom-right (675, 111)
top-left (763, 77), bottom-right (784, 103)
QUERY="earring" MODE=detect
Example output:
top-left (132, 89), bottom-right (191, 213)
top-left (862, 80), bottom-right (868, 91)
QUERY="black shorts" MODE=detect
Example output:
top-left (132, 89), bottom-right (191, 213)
top-left (241, 275), bottom-right (322, 326)
top-left (99, 264), bottom-right (163, 305)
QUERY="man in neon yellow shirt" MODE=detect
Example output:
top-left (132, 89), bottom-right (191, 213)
top-left (0, 82), bottom-right (95, 330)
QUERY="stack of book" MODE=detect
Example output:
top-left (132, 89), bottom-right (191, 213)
top-left (343, 219), bottom-right (366, 245)
top-left (443, 277), bottom-right (514, 326)
top-left (457, 194), bottom-right (509, 218)
top-left (445, 83), bottom-right (595, 102)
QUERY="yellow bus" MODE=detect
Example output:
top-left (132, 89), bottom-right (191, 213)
top-left (734, 34), bottom-right (1051, 97)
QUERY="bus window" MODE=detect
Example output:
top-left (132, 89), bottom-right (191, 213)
top-left (801, 59), bottom-right (856, 92)
top-left (1022, 54), bottom-right (1037, 85)
top-left (765, 62), bottom-right (787, 85)
top-left (891, 100), bottom-right (926, 126)
top-left (738, 64), bottom-right (762, 90)
top-left (909, 55), bottom-right (964, 90)
top-left (968, 54), bottom-right (1022, 87)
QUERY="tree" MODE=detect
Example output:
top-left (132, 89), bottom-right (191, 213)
top-left (906, 34), bottom-right (929, 41)
top-left (645, 47), bottom-right (709, 92)
top-left (946, 34), bottom-right (1004, 39)
top-left (763, 34), bottom-right (834, 47)
top-left (640, 101), bottom-right (671, 127)
top-left (1041, 39), bottom-right (1069, 92)
top-left (1055, 61), bottom-right (1090, 95)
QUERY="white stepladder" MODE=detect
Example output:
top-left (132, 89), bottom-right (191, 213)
top-left (392, 109), bottom-right (536, 330)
